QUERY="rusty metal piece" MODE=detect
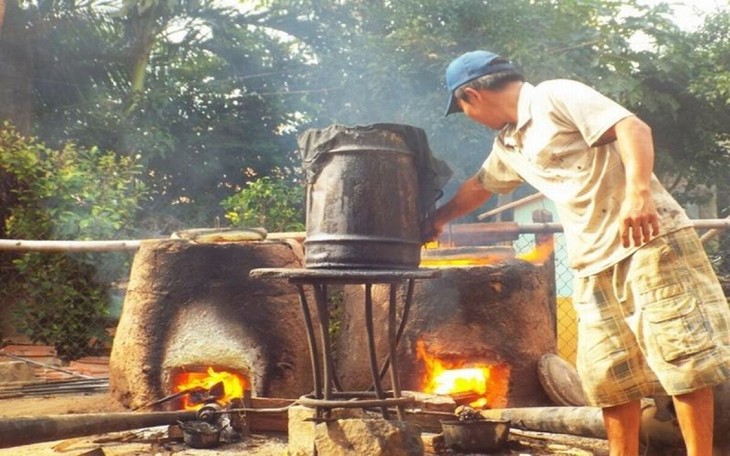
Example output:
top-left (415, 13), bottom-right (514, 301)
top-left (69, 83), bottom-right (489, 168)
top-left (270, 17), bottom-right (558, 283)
top-left (297, 392), bottom-right (415, 410)
top-left (228, 396), bottom-right (248, 433)
top-left (441, 419), bottom-right (511, 453)
top-left (178, 420), bottom-right (222, 449)
top-left (196, 402), bottom-right (223, 422)
top-left (435, 222), bottom-right (520, 247)
top-left (188, 382), bottom-right (225, 407)
top-left (132, 386), bottom-right (206, 411)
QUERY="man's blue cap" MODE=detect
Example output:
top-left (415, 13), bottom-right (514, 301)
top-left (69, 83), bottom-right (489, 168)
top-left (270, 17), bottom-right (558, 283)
top-left (444, 50), bottom-right (515, 116)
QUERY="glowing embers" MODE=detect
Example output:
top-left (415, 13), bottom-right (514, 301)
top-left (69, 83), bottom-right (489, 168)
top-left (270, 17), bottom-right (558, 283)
top-left (171, 366), bottom-right (248, 410)
top-left (515, 241), bottom-right (554, 265)
top-left (420, 241), bottom-right (554, 268)
top-left (416, 340), bottom-right (510, 409)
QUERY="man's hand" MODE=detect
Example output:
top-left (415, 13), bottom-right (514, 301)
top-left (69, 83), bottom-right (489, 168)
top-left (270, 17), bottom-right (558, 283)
top-left (420, 216), bottom-right (444, 244)
top-left (421, 174), bottom-right (493, 244)
top-left (619, 191), bottom-right (660, 247)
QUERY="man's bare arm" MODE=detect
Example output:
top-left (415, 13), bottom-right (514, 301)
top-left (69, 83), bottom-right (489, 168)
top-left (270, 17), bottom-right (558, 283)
top-left (426, 174), bottom-right (492, 241)
top-left (608, 116), bottom-right (660, 247)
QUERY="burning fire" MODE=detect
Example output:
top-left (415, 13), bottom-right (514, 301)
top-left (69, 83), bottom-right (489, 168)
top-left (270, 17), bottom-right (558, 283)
top-left (516, 240), bottom-right (554, 264)
top-left (420, 256), bottom-right (501, 268)
top-left (420, 240), bottom-right (554, 268)
top-left (172, 366), bottom-right (248, 410)
top-left (416, 340), bottom-right (510, 409)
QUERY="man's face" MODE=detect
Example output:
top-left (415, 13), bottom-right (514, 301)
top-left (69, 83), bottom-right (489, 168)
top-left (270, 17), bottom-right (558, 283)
top-left (458, 89), bottom-right (508, 130)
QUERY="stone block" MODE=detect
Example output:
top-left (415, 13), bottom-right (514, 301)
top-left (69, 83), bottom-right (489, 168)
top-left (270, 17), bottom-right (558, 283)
top-left (314, 418), bottom-right (424, 456)
top-left (287, 405), bottom-right (363, 456)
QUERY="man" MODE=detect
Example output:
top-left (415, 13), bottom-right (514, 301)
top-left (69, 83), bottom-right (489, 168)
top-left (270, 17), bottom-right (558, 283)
top-left (429, 50), bottom-right (730, 455)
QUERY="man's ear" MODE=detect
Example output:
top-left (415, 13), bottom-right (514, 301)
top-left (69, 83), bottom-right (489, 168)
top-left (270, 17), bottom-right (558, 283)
top-left (462, 87), bottom-right (483, 104)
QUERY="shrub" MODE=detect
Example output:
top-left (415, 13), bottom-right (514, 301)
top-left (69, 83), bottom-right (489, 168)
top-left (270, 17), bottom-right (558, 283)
top-left (221, 176), bottom-right (305, 232)
top-left (0, 124), bottom-right (145, 358)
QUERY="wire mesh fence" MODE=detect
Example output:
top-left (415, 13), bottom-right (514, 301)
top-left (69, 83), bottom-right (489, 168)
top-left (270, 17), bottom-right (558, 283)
top-left (513, 224), bottom-right (730, 365)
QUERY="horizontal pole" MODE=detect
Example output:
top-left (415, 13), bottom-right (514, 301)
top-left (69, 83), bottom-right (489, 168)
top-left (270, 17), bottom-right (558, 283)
top-left (517, 219), bottom-right (730, 234)
top-left (0, 239), bottom-right (143, 252)
top-left (0, 220), bottom-right (727, 253)
top-left (477, 192), bottom-right (545, 220)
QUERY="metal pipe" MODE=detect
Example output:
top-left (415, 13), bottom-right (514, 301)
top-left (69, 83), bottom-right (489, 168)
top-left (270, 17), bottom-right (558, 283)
top-left (387, 283), bottom-right (404, 420)
top-left (0, 352), bottom-right (95, 379)
top-left (480, 402), bottom-right (684, 446)
top-left (296, 284), bottom-right (322, 400)
top-left (0, 410), bottom-right (198, 449)
top-left (365, 283), bottom-right (389, 418)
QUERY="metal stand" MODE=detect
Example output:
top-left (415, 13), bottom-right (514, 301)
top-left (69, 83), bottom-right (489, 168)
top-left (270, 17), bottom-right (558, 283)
top-left (249, 268), bottom-right (439, 421)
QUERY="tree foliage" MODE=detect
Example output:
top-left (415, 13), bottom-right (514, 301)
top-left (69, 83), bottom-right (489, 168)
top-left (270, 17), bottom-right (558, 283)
top-left (221, 175), bottom-right (305, 232)
top-left (2, 0), bottom-right (728, 218)
top-left (0, 124), bottom-right (145, 357)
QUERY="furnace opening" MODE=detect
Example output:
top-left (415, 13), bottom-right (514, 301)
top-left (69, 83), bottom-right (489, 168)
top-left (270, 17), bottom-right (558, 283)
top-left (169, 365), bottom-right (249, 410)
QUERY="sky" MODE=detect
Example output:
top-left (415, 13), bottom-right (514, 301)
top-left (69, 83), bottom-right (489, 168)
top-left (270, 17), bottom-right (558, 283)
top-left (639, 0), bottom-right (728, 30)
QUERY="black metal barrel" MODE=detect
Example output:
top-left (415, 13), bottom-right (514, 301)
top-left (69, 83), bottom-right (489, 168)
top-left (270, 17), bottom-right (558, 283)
top-left (298, 124), bottom-right (423, 269)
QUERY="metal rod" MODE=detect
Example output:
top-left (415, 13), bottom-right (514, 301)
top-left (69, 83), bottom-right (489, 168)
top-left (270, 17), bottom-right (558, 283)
top-left (298, 395), bottom-right (413, 409)
top-left (296, 284), bottom-right (322, 400)
top-left (0, 352), bottom-right (95, 379)
top-left (373, 279), bottom-right (414, 385)
top-left (387, 283), bottom-right (405, 421)
top-left (477, 192), bottom-right (545, 220)
top-left (364, 283), bottom-right (389, 419)
top-left (313, 284), bottom-right (333, 402)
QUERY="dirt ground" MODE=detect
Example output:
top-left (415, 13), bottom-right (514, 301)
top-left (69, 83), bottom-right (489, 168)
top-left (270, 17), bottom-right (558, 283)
top-left (0, 392), bottom-right (685, 456)
top-left (0, 393), bottom-right (288, 456)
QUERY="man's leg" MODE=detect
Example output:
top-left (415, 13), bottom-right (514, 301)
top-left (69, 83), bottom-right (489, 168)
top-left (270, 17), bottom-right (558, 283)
top-left (602, 399), bottom-right (641, 456)
top-left (673, 386), bottom-right (714, 456)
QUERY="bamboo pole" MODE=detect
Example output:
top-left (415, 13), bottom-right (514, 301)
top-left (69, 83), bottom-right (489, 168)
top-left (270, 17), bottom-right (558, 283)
top-left (700, 214), bottom-right (730, 245)
top-left (0, 239), bottom-right (143, 252)
top-left (0, 232), bottom-right (307, 252)
top-left (0, 221), bottom-right (727, 253)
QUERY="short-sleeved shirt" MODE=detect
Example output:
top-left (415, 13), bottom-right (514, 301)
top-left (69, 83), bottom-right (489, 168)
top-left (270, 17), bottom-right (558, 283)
top-left (476, 80), bottom-right (692, 277)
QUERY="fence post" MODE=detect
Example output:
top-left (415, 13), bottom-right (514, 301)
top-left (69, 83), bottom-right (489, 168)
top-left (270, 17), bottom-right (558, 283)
top-left (533, 209), bottom-right (557, 338)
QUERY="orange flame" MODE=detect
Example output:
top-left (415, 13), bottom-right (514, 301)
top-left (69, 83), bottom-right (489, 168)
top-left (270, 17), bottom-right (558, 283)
top-left (516, 241), bottom-right (554, 264)
top-left (172, 366), bottom-right (247, 410)
top-left (416, 340), bottom-right (510, 409)
top-left (419, 256), bottom-right (502, 268)
top-left (421, 240), bottom-right (554, 268)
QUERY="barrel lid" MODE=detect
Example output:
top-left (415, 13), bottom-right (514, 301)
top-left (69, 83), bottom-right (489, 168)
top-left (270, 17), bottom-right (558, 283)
top-left (537, 354), bottom-right (587, 407)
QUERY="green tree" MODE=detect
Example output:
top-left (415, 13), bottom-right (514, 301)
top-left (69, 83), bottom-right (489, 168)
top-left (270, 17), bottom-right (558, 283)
top-left (221, 175), bottom-right (305, 232)
top-left (0, 0), bottom-right (319, 229)
top-left (294, 0), bottom-right (689, 199)
top-left (0, 125), bottom-right (145, 358)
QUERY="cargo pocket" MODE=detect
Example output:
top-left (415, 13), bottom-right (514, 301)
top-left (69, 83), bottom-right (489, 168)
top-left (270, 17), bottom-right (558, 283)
top-left (646, 289), bottom-right (715, 363)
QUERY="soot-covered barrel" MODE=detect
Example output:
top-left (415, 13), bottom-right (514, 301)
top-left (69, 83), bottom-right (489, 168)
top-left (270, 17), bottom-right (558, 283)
top-left (298, 124), bottom-right (450, 269)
